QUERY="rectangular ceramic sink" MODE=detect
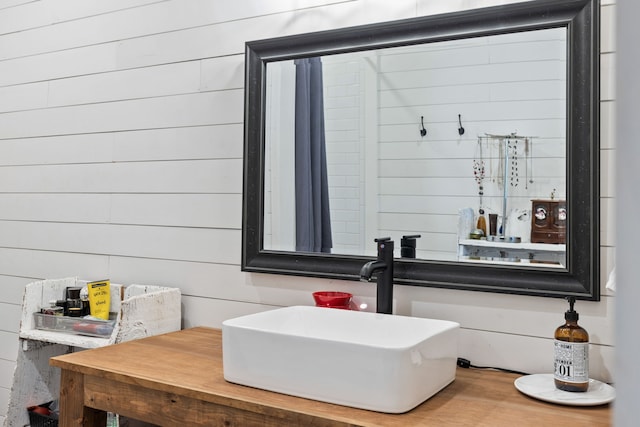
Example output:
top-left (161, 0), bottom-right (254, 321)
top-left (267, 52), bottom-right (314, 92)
top-left (222, 305), bottom-right (459, 413)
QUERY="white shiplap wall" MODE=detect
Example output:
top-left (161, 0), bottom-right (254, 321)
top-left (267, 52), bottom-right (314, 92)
top-left (0, 0), bottom-right (614, 423)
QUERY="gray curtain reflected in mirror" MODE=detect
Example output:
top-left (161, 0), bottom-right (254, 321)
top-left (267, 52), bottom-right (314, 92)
top-left (294, 57), bottom-right (333, 253)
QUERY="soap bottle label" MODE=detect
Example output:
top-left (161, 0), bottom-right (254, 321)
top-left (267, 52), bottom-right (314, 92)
top-left (554, 340), bottom-right (589, 383)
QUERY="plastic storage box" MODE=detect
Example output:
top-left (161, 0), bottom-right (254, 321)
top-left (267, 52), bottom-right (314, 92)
top-left (33, 313), bottom-right (116, 337)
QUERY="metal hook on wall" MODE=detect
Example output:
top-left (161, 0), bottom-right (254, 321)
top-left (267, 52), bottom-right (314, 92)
top-left (458, 114), bottom-right (465, 135)
top-left (420, 116), bottom-right (427, 137)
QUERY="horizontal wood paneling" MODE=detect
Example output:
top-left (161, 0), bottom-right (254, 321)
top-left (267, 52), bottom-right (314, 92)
top-left (0, 159), bottom-right (242, 193)
top-left (379, 178), bottom-right (563, 198)
top-left (601, 198), bottom-right (615, 247)
top-left (47, 61), bottom-right (203, 107)
top-left (380, 59), bottom-right (564, 90)
top-left (110, 194), bottom-right (242, 229)
top-left (0, 304), bottom-right (20, 334)
top-left (601, 101), bottom-right (615, 149)
top-left (457, 329), bottom-right (614, 384)
top-left (0, 194), bottom-right (241, 228)
top-left (0, 133), bottom-right (114, 165)
top-left (0, 276), bottom-right (31, 305)
top-left (0, 222), bottom-right (241, 264)
top-left (601, 246), bottom-right (615, 297)
top-left (601, 52), bottom-right (615, 101)
top-left (0, 248), bottom-right (109, 280)
top-left (113, 124), bottom-right (244, 162)
top-left (0, 194), bottom-right (112, 223)
top-left (0, 332), bottom-right (18, 361)
top-left (180, 295), bottom-right (280, 330)
top-left (378, 213), bottom-right (456, 233)
top-left (600, 3), bottom-right (615, 53)
top-left (113, 1), bottom-right (417, 69)
top-left (0, 360), bottom-right (16, 397)
top-left (0, 0), bottom-right (35, 12)
top-left (379, 139), bottom-right (565, 159)
top-left (0, 1), bottom-right (411, 88)
top-left (0, 125), bottom-right (242, 166)
top-left (0, 91), bottom-right (243, 139)
top-left (379, 118), bottom-right (565, 141)
top-left (601, 149), bottom-right (615, 198)
top-left (200, 55), bottom-right (245, 92)
top-left (0, 43), bottom-right (120, 88)
top-left (0, 81), bottom-right (48, 113)
top-left (405, 287), bottom-right (615, 347)
top-left (0, 0), bottom-right (165, 36)
top-left (378, 159), bottom-right (564, 179)
top-left (0, 0), bottom-right (358, 62)
top-left (112, 255), bottom-right (377, 306)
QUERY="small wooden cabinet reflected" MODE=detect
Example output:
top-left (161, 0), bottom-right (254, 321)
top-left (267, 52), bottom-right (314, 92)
top-left (531, 200), bottom-right (566, 244)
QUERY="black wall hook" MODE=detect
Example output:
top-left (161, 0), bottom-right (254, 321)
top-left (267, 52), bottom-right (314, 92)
top-left (458, 114), bottom-right (465, 135)
top-left (420, 116), bottom-right (427, 137)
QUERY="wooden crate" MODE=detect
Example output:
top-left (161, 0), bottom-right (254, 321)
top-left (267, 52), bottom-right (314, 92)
top-left (6, 277), bottom-right (181, 427)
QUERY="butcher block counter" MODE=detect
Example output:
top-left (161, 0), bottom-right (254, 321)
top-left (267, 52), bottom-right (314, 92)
top-left (50, 327), bottom-right (611, 426)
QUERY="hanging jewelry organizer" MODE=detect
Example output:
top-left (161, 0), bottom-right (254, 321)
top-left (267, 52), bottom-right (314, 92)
top-left (476, 133), bottom-right (536, 239)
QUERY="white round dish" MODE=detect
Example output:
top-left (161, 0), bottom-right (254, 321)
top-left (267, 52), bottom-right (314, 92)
top-left (514, 374), bottom-right (615, 406)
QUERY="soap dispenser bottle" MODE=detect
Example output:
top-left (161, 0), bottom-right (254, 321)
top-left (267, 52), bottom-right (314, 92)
top-left (554, 296), bottom-right (589, 392)
top-left (476, 209), bottom-right (487, 236)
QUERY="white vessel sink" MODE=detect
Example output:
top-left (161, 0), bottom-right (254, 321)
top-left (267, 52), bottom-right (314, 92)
top-left (222, 305), bottom-right (459, 413)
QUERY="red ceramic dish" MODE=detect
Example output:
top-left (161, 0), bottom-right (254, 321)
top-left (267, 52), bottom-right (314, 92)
top-left (312, 291), bottom-right (353, 308)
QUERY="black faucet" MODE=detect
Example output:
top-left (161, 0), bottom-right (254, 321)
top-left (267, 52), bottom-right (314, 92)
top-left (359, 237), bottom-right (394, 314)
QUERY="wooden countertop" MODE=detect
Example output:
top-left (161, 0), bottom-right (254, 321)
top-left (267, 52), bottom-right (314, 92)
top-left (50, 327), bottom-right (611, 427)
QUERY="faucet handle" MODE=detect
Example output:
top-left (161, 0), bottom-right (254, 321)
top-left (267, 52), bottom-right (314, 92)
top-left (401, 235), bottom-right (421, 258)
top-left (373, 237), bottom-right (394, 260)
top-left (401, 235), bottom-right (421, 244)
top-left (374, 237), bottom-right (392, 252)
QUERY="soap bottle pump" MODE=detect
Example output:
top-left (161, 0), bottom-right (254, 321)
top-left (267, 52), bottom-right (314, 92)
top-left (554, 296), bottom-right (589, 392)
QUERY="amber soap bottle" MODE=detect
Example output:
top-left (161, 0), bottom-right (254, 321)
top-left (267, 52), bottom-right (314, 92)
top-left (476, 209), bottom-right (487, 236)
top-left (554, 297), bottom-right (589, 392)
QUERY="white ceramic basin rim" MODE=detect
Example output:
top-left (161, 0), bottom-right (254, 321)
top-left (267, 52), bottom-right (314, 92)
top-left (222, 306), bottom-right (459, 413)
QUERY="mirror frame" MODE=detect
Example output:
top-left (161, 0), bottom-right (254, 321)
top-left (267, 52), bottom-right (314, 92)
top-left (242, 0), bottom-right (600, 300)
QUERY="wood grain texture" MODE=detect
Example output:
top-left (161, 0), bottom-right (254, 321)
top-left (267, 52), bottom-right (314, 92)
top-left (59, 369), bottom-right (107, 427)
top-left (85, 376), bottom-right (347, 427)
top-left (50, 327), bottom-right (611, 427)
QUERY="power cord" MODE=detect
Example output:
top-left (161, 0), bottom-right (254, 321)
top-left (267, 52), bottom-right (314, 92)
top-left (457, 357), bottom-right (529, 376)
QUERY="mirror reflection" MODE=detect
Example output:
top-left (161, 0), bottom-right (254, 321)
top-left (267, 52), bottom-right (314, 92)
top-left (263, 27), bottom-right (567, 268)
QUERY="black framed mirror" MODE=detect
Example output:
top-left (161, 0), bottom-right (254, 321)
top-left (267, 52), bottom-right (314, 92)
top-left (242, 0), bottom-right (599, 300)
